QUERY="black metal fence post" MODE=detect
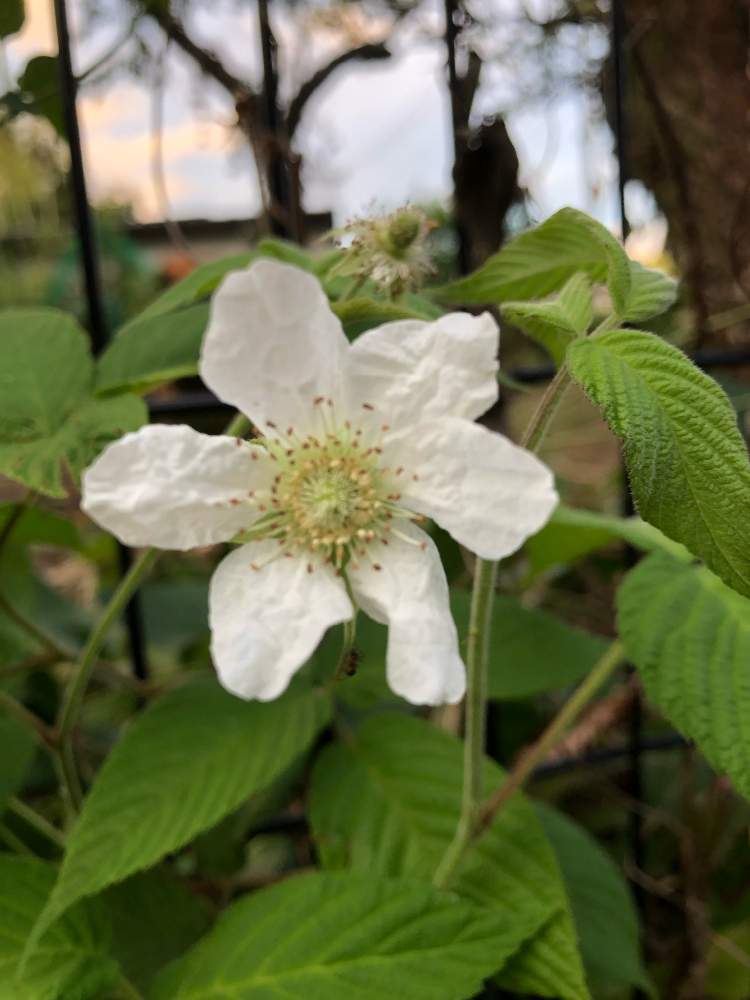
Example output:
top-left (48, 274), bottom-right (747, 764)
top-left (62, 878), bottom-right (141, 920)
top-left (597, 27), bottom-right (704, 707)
top-left (53, 0), bottom-right (148, 682)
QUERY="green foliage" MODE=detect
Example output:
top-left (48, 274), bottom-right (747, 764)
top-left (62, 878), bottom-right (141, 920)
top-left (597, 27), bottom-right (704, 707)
top-left (0, 717), bottom-right (35, 814)
top-left (432, 207), bottom-right (630, 310)
top-left (96, 304), bottom-right (210, 395)
top-left (310, 713), bottom-right (589, 1000)
top-left (103, 867), bottom-right (213, 992)
top-left (17, 56), bottom-right (64, 136)
top-left (0, 856), bottom-right (118, 1000)
top-left (618, 552), bottom-right (750, 798)
top-left (152, 871), bottom-right (513, 1000)
top-left (0, 0), bottom-right (24, 38)
top-left (0, 309), bottom-right (146, 496)
top-left (27, 679), bottom-right (331, 955)
top-left (332, 296), bottom-right (435, 338)
top-left (526, 504), bottom-right (691, 578)
top-left (0, 504), bottom-right (82, 552)
top-left (621, 261), bottom-right (678, 323)
top-left (502, 273), bottom-right (593, 365)
top-left (451, 590), bottom-right (608, 699)
top-left (536, 803), bottom-right (653, 997)
top-left (135, 254), bottom-right (254, 322)
top-left (568, 329), bottom-right (750, 597)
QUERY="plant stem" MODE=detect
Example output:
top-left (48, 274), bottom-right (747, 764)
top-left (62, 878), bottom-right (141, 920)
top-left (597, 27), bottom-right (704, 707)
top-left (0, 590), bottom-right (75, 661)
top-left (0, 689), bottom-right (54, 746)
top-left (224, 412), bottom-right (252, 438)
top-left (433, 364), bottom-right (573, 890)
top-left (333, 611), bottom-right (360, 683)
top-left (519, 363), bottom-right (572, 452)
top-left (56, 547), bottom-right (160, 810)
top-left (7, 797), bottom-right (65, 849)
top-left (477, 640), bottom-right (625, 829)
top-left (0, 822), bottom-right (33, 856)
top-left (433, 557), bottom-right (497, 889)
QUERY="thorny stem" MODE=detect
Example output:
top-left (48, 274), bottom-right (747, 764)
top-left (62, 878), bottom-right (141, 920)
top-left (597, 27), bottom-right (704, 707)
top-left (434, 364), bottom-right (573, 890)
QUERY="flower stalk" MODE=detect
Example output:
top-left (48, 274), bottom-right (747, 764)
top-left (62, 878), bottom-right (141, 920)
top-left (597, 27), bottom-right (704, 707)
top-left (434, 364), bottom-right (572, 889)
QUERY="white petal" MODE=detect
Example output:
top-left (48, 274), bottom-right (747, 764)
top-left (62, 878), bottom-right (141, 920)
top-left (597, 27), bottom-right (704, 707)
top-left (348, 523), bottom-right (465, 706)
top-left (82, 424), bottom-right (274, 549)
top-left (200, 260), bottom-right (350, 435)
top-left (391, 417), bottom-right (558, 560)
top-left (346, 311), bottom-right (498, 429)
top-left (209, 543), bottom-right (353, 700)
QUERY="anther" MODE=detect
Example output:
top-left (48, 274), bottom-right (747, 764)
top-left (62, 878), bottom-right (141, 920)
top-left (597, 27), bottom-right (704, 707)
top-left (362, 403), bottom-right (374, 411)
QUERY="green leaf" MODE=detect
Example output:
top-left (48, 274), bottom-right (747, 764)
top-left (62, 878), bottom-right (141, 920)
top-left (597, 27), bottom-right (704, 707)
top-left (0, 0), bottom-right (24, 38)
top-left (103, 867), bottom-right (212, 992)
top-left (152, 871), bottom-right (512, 1000)
top-left (135, 254), bottom-right (254, 322)
top-left (255, 237), bottom-right (317, 272)
top-left (0, 717), bottom-right (36, 813)
top-left (310, 713), bottom-right (589, 1000)
top-left (526, 503), bottom-right (691, 578)
top-left (18, 56), bottom-right (64, 135)
top-left (618, 552), bottom-right (750, 799)
top-left (432, 207), bottom-right (630, 311)
top-left (0, 856), bottom-right (118, 1000)
top-left (332, 297), bottom-right (430, 339)
top-left (567, 329), bottom-right (750, 597)
top-left (535, 803), bottom-right (653, 997)
top-left (450, 589), bottom-right (608, 699)
top-left (502, 273), bottom-right (593, 365)
top-left (0, 309), bottom-right (146, 497)
top-left (620, 261), bottom-right (678, 323)
top-left (96, 304), bottom-right (209, 395)
top-left (26, 679), bottom-right (331, 958)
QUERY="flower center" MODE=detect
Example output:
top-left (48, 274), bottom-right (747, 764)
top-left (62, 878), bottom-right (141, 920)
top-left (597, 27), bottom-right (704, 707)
top-left (237, 402), bottom-right (422, 573)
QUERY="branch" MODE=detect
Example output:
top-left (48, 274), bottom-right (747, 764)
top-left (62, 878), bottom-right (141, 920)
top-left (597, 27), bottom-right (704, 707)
top-left (286, 43), bottom-right (391, 138)
top-left (143, 5), bottom-right (251, 99)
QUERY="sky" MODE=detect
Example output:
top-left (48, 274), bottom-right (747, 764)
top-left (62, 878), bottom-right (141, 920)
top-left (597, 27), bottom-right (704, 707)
top-left (2, 0), bottom-right (657, 237)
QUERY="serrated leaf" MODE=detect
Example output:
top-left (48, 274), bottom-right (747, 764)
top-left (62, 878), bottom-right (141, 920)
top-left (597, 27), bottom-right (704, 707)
top-left (152, 871), bottom-right (512, 1000)
top-left (103, 867), bottom-right (213, 992)
top-left (567, 329), bottom-right (750, 597)
top-left (135, 254), bottom-right (254, 322)
top-left (18, 56), bottom-right (64, 135)
top-left (27, 679), bottom-right (331, 959)
top-left (310, 713), bottom-right (589, 1000)
top-left (0, 717), bottom-right (35, 812)
top-left (431, 207), bottom-right (630, 311)
top-left (0, 0), bottom-right (24, 38)
top-left (526, 503), bottom-right (691, 578)
top-left (0, 856), bottom-right (118, 1000)
top-left (96, 304), bottom-right (209, 395)
top-left (618, 552), bottom-right (750, 799)
top-left (536, 803), bottom-right (653, 997)
top-left (452, 590), bottom-right (609, 700)
top-left (620, 261), bottom-right (678, 323)
top-left (332, 297), bottom-right (430, 339)
top-left (503, 273), bottom-right (593, 365)
top-left (0, 309), bottom-right (146, 496)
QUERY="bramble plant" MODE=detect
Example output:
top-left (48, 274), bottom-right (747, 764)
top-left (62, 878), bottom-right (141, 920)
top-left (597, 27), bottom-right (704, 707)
top-left (0, 206), bottom-right (749, 999)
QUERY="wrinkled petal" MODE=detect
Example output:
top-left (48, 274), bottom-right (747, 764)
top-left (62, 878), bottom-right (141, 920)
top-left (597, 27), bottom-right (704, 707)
top-left (82, 424), bottom-right (273, 549)
top-left (346, 311), bottom-right (498, 431)
top-left (200, 260), bottom-right (350, 435)
top-left (389, 417), bottom-right (558, 560)
top-left (209, 543), bottom-right (353, 700)
top-left (348, 522), bottom-right (465, 706)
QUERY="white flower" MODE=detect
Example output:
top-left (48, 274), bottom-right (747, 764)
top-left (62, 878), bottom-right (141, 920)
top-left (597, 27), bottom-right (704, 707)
top-left (82, 261), bottom-right (558, 706)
